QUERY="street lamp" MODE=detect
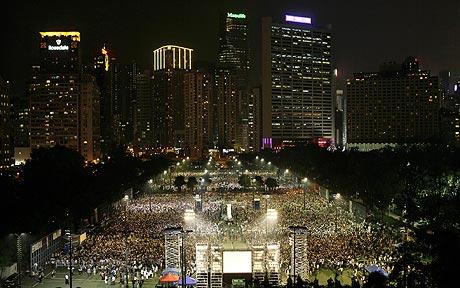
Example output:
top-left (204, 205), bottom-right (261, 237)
top-left (302, 178), bottom-right (308, 210)
top-left (333, 193), bottom-right (341, 233)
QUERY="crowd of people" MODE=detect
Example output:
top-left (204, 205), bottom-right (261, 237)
top-left (50, 164), bottom-right (400, 286)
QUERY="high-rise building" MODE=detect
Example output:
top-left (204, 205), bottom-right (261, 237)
top-left (134, 70), bottom-right (154, 152)
top-left (12, 93), bottom-right (30, 148)
top-left (216, 12), bottom-right (250, 151)
top-left (120, 61), bottom-right (137, 145)
top-left (216, 73), bottom-right (238, 149)
top-left (335, 89), bottom-right (345, 146)
top-left (217, 12), bottom-right (249, 89)
top-left (152, 45), bottom-right (193, 149)
top-left (346, 57), bottom-right (440, 150)
top-left (30, 31), bottom-right (100, 161)
top-left (247, 87), bottom-right (262, 152)
top-left (93, 46), bottom-right (122, 152)
top-left (261, 15), bottom-right (334, 149)
top-left (184, 70), bottom-right (213, 157)
top-left (30, 32), bottom-right (81, 151)
top-left (79, 74), bottom-right (101, 161)
top-left (0, 76), bottom-right (13, 168)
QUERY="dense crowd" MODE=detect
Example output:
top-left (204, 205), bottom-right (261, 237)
top-left (51, 167), bottom-right (400, 286)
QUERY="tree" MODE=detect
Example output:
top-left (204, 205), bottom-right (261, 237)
top-left (255, 175), bottom-right (264, 189)
top-left (174, 175), bottom-right (186, 192)
top-left (238, 174), bottom-right (251, 191)
top-left (187, 176), bottom-right (198, 192)
top-left (265, 177), bottom-right (278, 190)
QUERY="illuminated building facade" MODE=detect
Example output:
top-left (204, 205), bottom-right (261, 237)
top-left (30, 32), bottom-right (81, 151)
top-left (346, 57), bottom-right (440, 150)
top-left (184, 70), bottom-right (213, 157)
top-left (216, 12), bottom-right (250, 151)
top-left (247, 87), bottom-right (262, 152)
top-left (30, 31), bottom-right (101, 161)
top-left (79, 74), bottom-right (101, 161)
top-left (153, 45), bottom-right (193, 71)
top-left (93, 46), bottom-right (123, 152)
top-left (261, 16), bottom-right (333, 148)
top-left (0, 76), bottom-right (13, 168)
top-left (216, 73), bottom-right (238, 148)
top-left (134, 70), bottom-right (154, 151)
top-left (217, 12), bottom-right (249, 89)
top-left (152, 45), bottom-right (193, 148)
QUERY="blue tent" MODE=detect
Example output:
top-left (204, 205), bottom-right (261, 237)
top-left (162, 268), bottom-right (180, 275)
top-left (176, 276), bottom-right (197, 286)
top-left (365, 265), bottom-right (388, 277)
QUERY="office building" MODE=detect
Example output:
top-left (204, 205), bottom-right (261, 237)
top-left (0, 76), bottom-right (13, 168)
top-left (30, 31), bottom-right (101, 161)
top-left (216, 73), bottom-right (238, 149)
top-left (217, 12), bottom-right (249, 89)
top-left (216, 12), bottom-right (250, 151)
top-left (261, 15), bottom-right (333, 149)
top-left (30, 32), bottom-right (81, 151)
top-left (94, 46), bottom-right (123, 152)
top-left (247, 87), bottom-right (262, 152)
top-left (79, 74), bottom-right (101, 161)
top-left (184, 70), bottom-right (213, 157)
top-left (134, 70), bottom-right (154, 152)
top-left (335, 89), bottom-right (345, 146)
top-left (152, 45), bottom-right (192, 148)
top-left (346, 57), bottom-right (439, 150)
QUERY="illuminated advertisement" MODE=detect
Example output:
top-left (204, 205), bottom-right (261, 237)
top-left (285, 15), bottom-right (312, 24)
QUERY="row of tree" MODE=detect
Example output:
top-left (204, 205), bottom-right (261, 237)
top-left (257, 144), bottom-right (460, 287)
top-left (0, 146), bottom-right (171, 236)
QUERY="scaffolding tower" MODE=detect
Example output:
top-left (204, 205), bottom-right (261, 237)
top-left (266, 243), bottom-right (280, 287)
top-left (164, 228), bottom-right (183, 270)
top-left (196, 244), bottom-right (209, 288)
top-left (289, 226), bottom-right (309, 281)
top-left (252, 245), bottom-right (265, 283)
top-left (210, 245), bottom-right (223, 288)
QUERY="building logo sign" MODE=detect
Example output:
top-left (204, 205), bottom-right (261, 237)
top-left (48, 38), bottom-right (69, 51)
top-left (227, 12), bottom-right (246, 19)
top-left (285, 15), bottom-right (312, 24)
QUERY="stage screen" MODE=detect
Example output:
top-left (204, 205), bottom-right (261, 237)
top-left (223, 251), bottom-right (252, 273)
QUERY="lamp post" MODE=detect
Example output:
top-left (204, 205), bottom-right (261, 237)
top-left (302, 178), bottom-right (308, 210)
top-left (333, 193), bottom-right (341, 233)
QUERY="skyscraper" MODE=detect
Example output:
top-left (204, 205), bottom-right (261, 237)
top-left (30, 31), bottom-right (101, 160)
top-left (152, 45), bottom-right (193, 149)
top-left (30, 32), bottom-right (81, 151)
top-left (93, 46), bottom-right (121, 152)
top-left (346, 57), bottom-right (439, 150)
top-left (0, 76), bottom-right (13, 168)
top-left (247, 87), bottom-right (262, 152)
top-left (79, 74), bottom-right (101, 161)
top-left (261, 15), bottom-right (333, 149)
top-left (216, 12), bottom-right (250, 151)
top-left (216, 73), bottom-right (238, 149)
top-left (134, 70), bottom-right (154, 152)
top-left (184, 70), bottom-right (213, 157)
top-left (217, 12), bottom-right (249, 90)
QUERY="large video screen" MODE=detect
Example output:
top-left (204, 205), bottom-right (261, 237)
top-left (223, 251), bottom-right (252, 273)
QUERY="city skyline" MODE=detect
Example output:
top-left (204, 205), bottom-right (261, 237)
top-left (2, 0), bottom-right (460, 98)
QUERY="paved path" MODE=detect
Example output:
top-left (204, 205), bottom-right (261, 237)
top-left (21, 269), bottom-right (159, 288)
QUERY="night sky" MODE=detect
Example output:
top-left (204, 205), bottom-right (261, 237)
top-left (2, 0), bottom-right (459, 98)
